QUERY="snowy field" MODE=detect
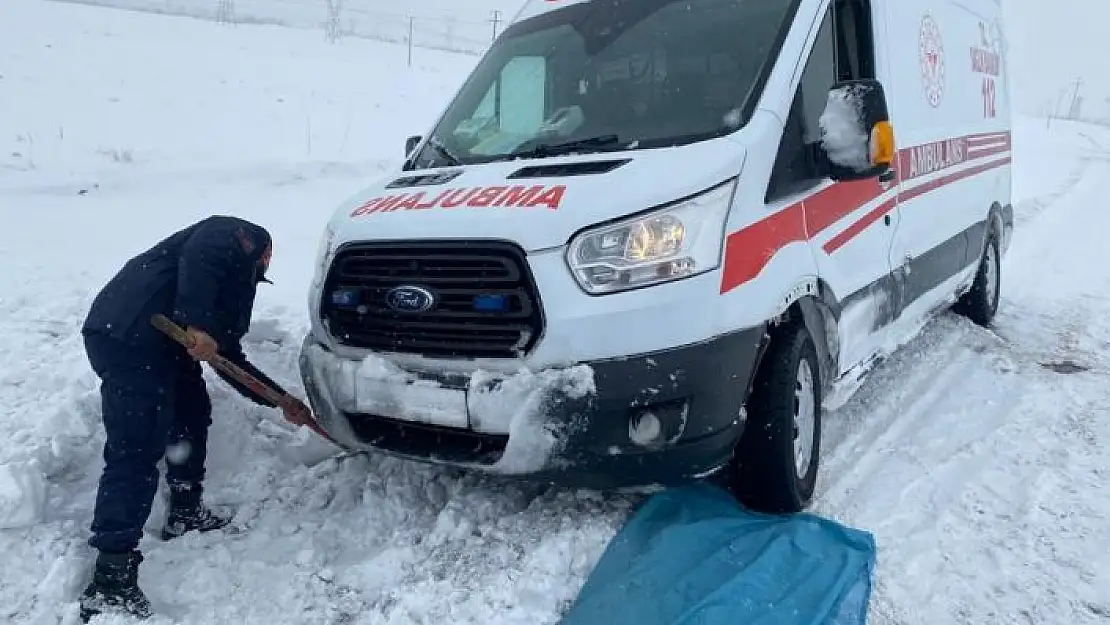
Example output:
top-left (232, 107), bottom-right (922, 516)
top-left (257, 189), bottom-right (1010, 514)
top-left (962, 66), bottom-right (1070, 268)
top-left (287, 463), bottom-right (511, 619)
top-left (1, 1), bottom-right (1108, 623)
top-left (49, 0), bottom-right (527, 55)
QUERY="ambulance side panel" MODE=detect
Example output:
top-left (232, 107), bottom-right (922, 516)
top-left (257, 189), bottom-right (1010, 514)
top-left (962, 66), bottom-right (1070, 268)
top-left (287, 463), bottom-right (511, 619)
top-left (797, 0), bottom-right (900, 308)
top-left (713, 0), bottom-right (830, 336)
top-left (717, 0), bottom-right (907, 377)
top-left (883, 0), bottom-right (1012, 314)
top-left (779, 0), bottom-right (905, 374)
top-left (710, 0), bottom-right (825, 337)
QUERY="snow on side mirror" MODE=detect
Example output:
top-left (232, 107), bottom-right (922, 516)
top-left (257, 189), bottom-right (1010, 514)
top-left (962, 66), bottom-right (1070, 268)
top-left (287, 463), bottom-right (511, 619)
top-left (819, 80), bottom-right (896, 183)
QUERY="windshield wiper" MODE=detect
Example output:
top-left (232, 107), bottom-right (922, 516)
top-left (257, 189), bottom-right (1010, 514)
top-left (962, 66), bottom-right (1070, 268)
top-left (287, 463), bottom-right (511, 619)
top-left (512, 134), bottom-right (623, 158)
top-left (426, 137), bottom-right (462, 167)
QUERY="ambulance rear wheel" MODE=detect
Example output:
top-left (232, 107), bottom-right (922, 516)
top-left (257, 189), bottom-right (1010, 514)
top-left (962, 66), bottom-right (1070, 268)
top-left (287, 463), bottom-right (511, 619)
top-left (955, 230), bottom-right (1001, 326)
top-left (730, 321), bottom-right (822, 514)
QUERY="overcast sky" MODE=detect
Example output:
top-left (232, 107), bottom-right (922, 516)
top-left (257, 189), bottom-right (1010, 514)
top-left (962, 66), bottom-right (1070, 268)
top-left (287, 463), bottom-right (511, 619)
top-left (1002, 0), bottom-right (1107, 117)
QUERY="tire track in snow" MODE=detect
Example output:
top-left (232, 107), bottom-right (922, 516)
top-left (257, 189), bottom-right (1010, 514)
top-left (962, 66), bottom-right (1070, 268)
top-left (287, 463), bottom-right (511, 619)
top-left (818, 327), bottom-right (976, 506)
top-left (814, 153), bottom-right (1110, 624)
top-left (817, 316), bottom-right (1026, 533)
top-left (819, 325), bottom-right (1107, 624)
top-left (1009, 121), bottom-right (1110, 230)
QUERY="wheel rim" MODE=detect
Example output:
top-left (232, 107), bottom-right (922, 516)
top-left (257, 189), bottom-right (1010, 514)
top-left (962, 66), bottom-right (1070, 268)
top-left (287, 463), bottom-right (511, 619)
top-left (793, 359), bottom-right (816, 479)
top-left (984, 242), bottom-right (999, 306)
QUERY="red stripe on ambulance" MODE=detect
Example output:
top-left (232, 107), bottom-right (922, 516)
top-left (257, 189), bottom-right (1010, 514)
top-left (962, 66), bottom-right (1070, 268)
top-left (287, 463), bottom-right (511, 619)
top-left (719, 202), bottom-right (807, 293)
top-left (720, 132), bottom-right (1011, 294)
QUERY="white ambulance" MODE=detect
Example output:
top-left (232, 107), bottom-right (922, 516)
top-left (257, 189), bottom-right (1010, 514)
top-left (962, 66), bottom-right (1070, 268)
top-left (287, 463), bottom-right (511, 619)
top-left (300, 0), bottom-right (1012, 513)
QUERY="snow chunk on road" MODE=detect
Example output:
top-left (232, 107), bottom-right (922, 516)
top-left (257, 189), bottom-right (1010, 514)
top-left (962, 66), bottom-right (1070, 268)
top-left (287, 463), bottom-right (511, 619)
top-left (0, 461), bottom-right (47, 529)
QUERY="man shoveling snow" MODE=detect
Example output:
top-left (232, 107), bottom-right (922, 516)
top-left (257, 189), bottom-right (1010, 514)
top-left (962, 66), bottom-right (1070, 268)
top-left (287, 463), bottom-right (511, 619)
top-left (77, 216), bottom-right (316, 622)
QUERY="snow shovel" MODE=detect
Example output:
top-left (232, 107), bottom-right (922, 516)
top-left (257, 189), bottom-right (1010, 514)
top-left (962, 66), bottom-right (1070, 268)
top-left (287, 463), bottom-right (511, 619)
top-left (150, 313), bottom-right (339, 446)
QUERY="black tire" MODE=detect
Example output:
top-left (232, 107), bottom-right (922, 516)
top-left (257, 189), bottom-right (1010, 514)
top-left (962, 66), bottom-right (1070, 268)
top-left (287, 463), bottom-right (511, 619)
top-left (730, 321), bottom-right (822, 514)
top-left (955, 230), bottom-right (1001, 326)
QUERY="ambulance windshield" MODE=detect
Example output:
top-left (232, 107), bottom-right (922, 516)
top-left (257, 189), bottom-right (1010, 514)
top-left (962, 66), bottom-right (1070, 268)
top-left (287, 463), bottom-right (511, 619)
top-left (408, 0), bottom-right (799, 169)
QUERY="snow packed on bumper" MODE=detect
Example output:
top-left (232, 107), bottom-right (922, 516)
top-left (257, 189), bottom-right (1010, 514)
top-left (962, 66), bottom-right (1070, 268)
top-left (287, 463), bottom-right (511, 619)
top-left (301, 341), bottom-right (597, 474)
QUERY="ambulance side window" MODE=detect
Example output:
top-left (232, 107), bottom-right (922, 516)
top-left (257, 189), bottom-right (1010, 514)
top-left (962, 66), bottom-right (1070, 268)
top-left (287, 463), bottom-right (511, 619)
top-left (765, 11), bottom-right (835, 203)
top-left (765, 0), bottom-right (876, 203)
top-left (834, 0), bottom-right (876, 82)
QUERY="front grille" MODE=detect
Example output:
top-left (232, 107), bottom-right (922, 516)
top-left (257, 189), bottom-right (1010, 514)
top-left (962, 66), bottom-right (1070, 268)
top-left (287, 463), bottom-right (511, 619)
top-left (344, 412), bottom-right (508, 465)
top-left (321, 241), bottom-right (545, 359)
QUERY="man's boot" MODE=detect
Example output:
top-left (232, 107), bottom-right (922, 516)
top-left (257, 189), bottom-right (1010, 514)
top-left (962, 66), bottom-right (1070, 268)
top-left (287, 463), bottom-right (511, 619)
top-left (160, 485), bottom-right (233, 541)
top-left (79, 550), bottom-right (153, 622)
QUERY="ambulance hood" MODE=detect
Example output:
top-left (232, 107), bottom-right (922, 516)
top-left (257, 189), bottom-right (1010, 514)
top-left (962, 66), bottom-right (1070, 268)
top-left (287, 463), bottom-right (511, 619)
top-left (331, 137), bottom-right (746, 253)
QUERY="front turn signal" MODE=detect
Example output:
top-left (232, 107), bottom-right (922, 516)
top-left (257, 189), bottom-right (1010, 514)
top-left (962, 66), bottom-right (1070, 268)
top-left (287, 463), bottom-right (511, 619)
top-left (870, 121), bottom-right (895, 168)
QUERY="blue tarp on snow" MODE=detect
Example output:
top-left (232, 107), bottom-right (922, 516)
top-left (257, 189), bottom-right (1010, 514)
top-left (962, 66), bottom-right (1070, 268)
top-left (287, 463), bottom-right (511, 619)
top-left (560, 484), bottom-right (877, 625)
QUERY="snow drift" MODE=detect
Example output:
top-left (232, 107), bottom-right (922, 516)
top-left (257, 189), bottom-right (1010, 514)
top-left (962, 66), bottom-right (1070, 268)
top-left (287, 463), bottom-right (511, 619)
top-left (1, 1), bottom-right (1109, 624)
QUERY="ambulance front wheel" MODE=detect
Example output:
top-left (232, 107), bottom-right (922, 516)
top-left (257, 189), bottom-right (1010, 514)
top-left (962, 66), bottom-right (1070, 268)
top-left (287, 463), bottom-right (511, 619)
top-left (730, 320), bottom-right (822, 514)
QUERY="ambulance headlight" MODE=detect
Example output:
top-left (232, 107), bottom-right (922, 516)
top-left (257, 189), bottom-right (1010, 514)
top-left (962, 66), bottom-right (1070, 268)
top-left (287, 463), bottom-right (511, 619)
top-left (566, 179), bottom-right (736, 294)
top-left (309, 224), bottom-right (338, 344)
top-left (313, 224), bottom-right (338, 283)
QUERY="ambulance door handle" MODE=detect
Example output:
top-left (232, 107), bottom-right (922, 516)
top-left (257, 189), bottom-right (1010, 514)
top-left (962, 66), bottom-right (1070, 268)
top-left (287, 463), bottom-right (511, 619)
top-left (884, 214), bottom-right (891, 226)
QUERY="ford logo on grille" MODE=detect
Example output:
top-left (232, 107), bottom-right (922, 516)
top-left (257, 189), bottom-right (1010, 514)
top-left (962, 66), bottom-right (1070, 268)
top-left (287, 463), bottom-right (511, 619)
top-left (384, 285), bottom-right (436, 313)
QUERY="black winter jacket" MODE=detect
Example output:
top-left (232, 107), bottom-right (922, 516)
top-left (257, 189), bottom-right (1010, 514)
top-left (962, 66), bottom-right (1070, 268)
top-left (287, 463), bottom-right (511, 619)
top-left (82, 215), bottom-right (286, 407)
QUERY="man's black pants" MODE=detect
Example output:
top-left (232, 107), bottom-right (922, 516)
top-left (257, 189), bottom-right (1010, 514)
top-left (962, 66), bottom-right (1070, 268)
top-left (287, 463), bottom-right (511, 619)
top-left (83, 332), bottom-right (213, 553)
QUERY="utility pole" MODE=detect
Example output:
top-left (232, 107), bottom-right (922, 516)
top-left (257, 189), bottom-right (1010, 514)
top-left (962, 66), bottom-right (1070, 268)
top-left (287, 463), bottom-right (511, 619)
top-left (490, 10), bottom-right (502, 44)
top-left (1067, 77), bottom-right (1083, 120)
top-left (324, 0), bottom-right (342, 43)
top-left (407, 16), bottom-right (414, 67)
top-left (215, 0), bottom-right (234, 25)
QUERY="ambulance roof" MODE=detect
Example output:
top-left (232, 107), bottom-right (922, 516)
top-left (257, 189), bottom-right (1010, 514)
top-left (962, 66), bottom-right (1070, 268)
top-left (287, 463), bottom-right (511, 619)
top-left (511, 0), bottom-right (591, 24)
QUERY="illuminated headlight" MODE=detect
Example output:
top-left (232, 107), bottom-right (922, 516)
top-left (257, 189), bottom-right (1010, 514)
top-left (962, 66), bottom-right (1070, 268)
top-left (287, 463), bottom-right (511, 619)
top-left (566, 179), bottom-right (736, 294)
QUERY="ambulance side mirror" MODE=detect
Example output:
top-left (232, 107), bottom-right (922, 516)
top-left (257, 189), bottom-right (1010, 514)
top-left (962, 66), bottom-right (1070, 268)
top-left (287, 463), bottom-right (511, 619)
top-left (405, 135), bottom-right (423, 157)
top-left (817, 79), bottom-right (896, 183)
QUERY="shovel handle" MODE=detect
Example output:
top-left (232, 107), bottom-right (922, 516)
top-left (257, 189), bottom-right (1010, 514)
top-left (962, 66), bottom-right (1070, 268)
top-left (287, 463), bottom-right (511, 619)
top-left (150, 314), bottom-right (338, 444)
top-left (153, 314), bottom-right (286, 405)
top-left (151, 313), bottom-right (195, 348)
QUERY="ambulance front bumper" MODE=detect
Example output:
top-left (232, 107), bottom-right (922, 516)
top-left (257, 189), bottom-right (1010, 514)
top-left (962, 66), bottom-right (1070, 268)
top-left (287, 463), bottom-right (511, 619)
top-left (297, 325), bottom-right (766, 489)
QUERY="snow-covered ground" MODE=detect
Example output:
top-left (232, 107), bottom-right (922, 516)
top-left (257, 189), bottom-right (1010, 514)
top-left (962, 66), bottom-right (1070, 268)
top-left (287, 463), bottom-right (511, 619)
top-left (49, 0), bottom-right (526, 55)
top-left (1, 1), bottom-right (1108, 624)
